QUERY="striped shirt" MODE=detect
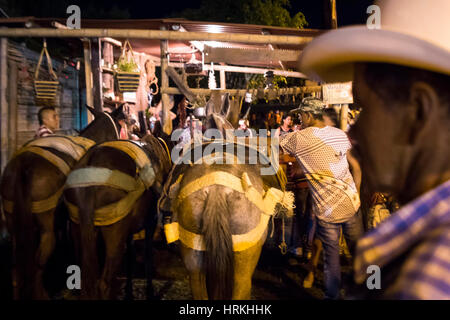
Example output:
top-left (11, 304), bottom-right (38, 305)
top-left (354, 179), bottom-right (450, 299)
top-left (280, 126), bottom-right (360, 223)
top-left (34, 125), bottom-right (54, 139)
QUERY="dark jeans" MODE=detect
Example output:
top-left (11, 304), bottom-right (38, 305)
top-left (316, 210), bottom-right (364, 299)
top-left (288, 188), bottom-right (310, 252)
top-left (299, 192), bottom-right (315, 253)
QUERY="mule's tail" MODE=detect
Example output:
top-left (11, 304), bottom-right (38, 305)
top-left (202, 188), bottom-right (234, 300)
top-left (13, 164), bottom-right (35, 299)
top-left (77, 187), bottom-right (99, 299)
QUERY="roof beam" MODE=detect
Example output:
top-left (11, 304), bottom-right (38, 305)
top-left (0, 28), bottom-right (314, 46)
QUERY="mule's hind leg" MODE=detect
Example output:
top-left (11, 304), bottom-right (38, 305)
top-left (125, 234), bottom-right (135, 300)
top-left (180, 245), bottom-right (208, 300)
top-left (99, 221), bottom-right (129, 300)
top-left (34, 210), bottom-right (56, 300)
top-left (144, 214), bottom-right (158, 300)
top-left (232, 238), bottom-right (265, 300)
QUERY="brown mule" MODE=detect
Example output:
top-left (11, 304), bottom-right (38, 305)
top-left (159, 94), bottom-right (293, 299)
top-left (0, 105), bottom-right (127, 299)
top-left (64, 134), bottom-right (172, 299)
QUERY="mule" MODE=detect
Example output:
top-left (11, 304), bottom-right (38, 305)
top-left (159, 94), bottom-right (294, 299)
top-left (0, 105), bottom-right (127, 299)
top-left (63, 133), bottom-right (172, 299)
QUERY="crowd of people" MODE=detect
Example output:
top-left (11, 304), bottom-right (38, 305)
top-left (31, 0), bottom-right (449, 300)
top-left (33, 96), bottom-right (386, 300)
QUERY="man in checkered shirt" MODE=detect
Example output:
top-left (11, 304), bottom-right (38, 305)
top-left (280, 97), bottom-right (364, 299)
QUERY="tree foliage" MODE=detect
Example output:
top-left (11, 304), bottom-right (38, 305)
top-left (175, 0), bottom-right (308, 29)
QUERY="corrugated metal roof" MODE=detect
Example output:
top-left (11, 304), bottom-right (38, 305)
top-left (0, 17), bottom-right (325, 71)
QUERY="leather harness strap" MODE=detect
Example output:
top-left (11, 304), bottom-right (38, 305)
top-left (164, 170), bottom-right (294, 252)
top-left (64, 140), bottom-right (156, 226)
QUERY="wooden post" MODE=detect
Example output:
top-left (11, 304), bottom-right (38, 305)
top-left (8, 60), bottom-right (17, 158)
top-left (83, 40), bottom-right (94, 123)
top-left (91, 38), bottom-right (103, 112)
top-left (160, 27), bottom-right (172, 135)
top-left (340, 104), bottom-right (348, 131)
top-left (102, 42), bottom-right (114, 102)
top-left (220, 69), bottom-right (226, 90)
top-left (323, 0), bottom-right (338, 29)
top-left (0, 38), bottom-right (8, 172)
top-left (331, 0), bottom-right (338, 29)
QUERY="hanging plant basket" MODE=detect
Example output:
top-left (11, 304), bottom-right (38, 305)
top-left (34, 40), bottom-right (59, 105)
top-left (116, 72), bottom-right (140, 92)
top-left (115, 40), bottom-right (141, 92)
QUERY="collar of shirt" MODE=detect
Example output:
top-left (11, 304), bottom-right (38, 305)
top-left (35, 125), bottom-right (54, 136)
top-left (354, 179), bottom-right (450, 284)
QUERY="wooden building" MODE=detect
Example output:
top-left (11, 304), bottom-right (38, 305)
top-left (0, 17), bottom-right (325, 171)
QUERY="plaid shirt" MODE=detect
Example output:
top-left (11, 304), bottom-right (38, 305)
top-left (34, 125), bottom-right (54, 139)
top-left (354, 179), bottom-right (450, 299)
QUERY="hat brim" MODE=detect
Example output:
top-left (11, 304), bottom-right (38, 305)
top-left (299, 26), bottom-right (450, 83)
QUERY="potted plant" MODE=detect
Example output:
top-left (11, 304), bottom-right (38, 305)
top-left (115, 40), bottom-right (141, 92)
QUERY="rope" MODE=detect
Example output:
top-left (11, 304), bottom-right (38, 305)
top-left (35, 39), bottom-right (57, 80)
top-left (103, 111), bottom-right (119, 140)
top-left (157, 137), bottom-right (171, 163)
top-left (119, 40), bottom-right (139, 71)
top-left (278, 215), bottom-right (288, 255)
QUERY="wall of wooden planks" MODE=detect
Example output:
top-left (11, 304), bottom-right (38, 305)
top-left (0, 40), bottom-right (80, 171)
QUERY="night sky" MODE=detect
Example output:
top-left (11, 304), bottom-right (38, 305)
top-left (8, 0), bottom-right (375, 29)
top-left (117, 0), bottom-right (374, 29)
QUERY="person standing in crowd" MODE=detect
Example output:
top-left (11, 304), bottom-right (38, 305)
top-left (274, 114), bottom-right (293, 138)
top-left (35, 106), bottom-right (59, 138)
top-left (235, 119), bottom-right (254, 137)
top-left (275, 110), bottom-right (282, 126)
top-left (173, 95), bottom-right (188, 130)
top-left (299, 0), bottom-right (450, 299)
top-left (279, 97), bottom-right (363, 299)
top-left (323, 108), bottom-right (339, 128)
top-left (267, 110), bottom-right (276, 131)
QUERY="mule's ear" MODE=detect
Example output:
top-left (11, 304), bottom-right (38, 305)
top-left (205, 98), bottom-right (215, 117)
top-left (226, 97), bottom-right (241, 128)
top-left (86, 104), bottom-right (98, 116)
top-left (220, 93), bottom-right (230, 116)
top-left (111, 103), bottom-right (125, 117)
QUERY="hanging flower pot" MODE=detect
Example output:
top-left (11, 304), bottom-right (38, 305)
top-left (115, 40), bottom-right (141, 92)
top-left (34, 40), bottom-right (59, 105)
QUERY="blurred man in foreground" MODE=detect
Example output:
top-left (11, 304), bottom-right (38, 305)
top-left (299, 0), bottom-right (450, 299)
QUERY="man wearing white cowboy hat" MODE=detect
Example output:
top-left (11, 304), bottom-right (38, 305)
top-left (299, 0), bottom-right (450, 299)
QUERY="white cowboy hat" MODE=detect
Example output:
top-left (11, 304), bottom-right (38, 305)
top-left (299, 0), bottom-right (450, 82)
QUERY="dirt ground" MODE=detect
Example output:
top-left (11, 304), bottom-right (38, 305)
top-left (113, 234), bottom-right (354, 301)
top-left (0, 225), bottom-right (354, 300)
